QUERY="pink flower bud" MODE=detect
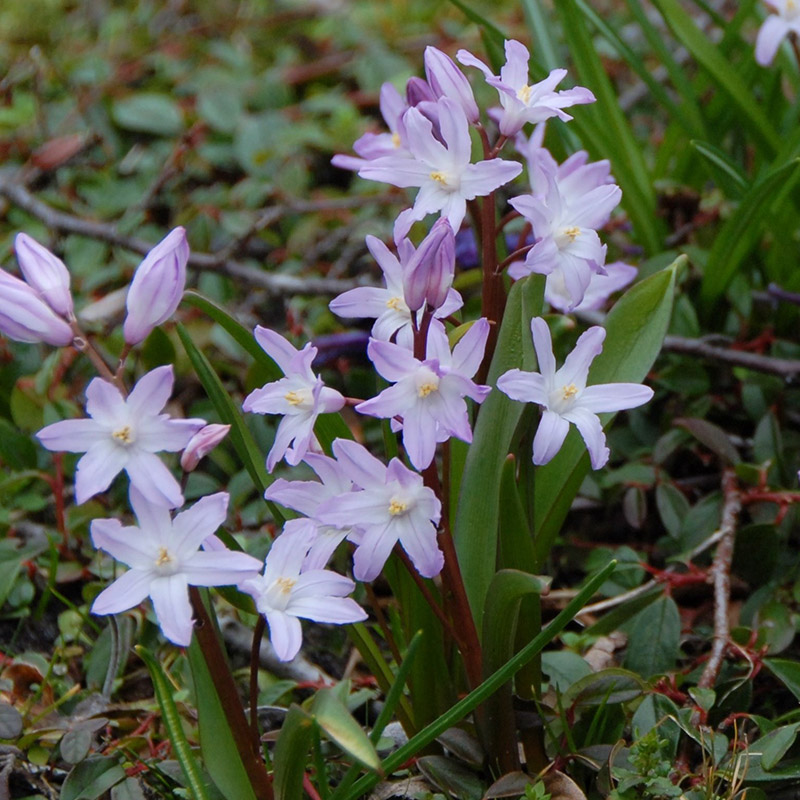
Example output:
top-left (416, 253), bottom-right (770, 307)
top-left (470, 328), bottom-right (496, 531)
top-left (123, 227), bottom-right (189, 346)
top-left (403, 219), bottom-right (456, 312)
top-left (0, 269), bottom-right (74, 346)
top-left (180, 423), bottom-right (231, 472)
top-left (14, 233), bottom-right (74, 317)
top-left (424, 47), bottom-right (480, 124)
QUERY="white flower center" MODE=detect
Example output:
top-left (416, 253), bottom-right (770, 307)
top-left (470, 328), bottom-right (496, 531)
top-left (549, 382), bottom-right (580, 414)
top-left (429, 171), bottom-right (459, 192)
top-left (265, 576), bottom-right (297, 612)
top-left (388, 498), bottom-right (409, 516)
top-left (112, 425), bottom-right (135, 446)
top-left (386, 296), bottom-right (404, 311)
top-left (416, 367), bottom-right (440, 398)
top-left (284, 389), bottom-right (313, 411)
top-left (153, 546), bottom-right (179, 576)
top-left (517, 84), bottom-right (533, 104)
top-left (556, 226), bottom-right (581, 250)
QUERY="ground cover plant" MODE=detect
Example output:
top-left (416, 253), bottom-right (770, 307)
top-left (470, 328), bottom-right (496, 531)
top-left (3, 1), bottom-right (800, 798)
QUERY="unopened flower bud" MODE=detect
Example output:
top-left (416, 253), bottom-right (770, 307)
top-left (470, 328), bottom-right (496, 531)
top-left (15, 233), bottom-right (74, 317)
top-left (403, 219), bottom-right (456, 312)
top-left (424, 46), bottom-right (480, 124)
top-left (123, 227), bottom-right (189, 346)
top-left (181, 423), bottom-right (231, 472)
top-left (0, 269), bottom-right (74, 346)
top-left (406, 77), bottom-right (436, 107)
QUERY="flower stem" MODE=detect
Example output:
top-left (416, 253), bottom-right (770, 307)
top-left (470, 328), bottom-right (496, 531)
top-left (189, 588), bottom-right (273, 800)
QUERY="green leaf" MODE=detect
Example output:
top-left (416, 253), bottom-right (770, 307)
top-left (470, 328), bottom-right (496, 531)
top-left (675, 417), bottom-right (740, 465)
top-left (177, 323), bottom-right (283, 522)
top-left (533, 259), bottom-right (680, 561)
top-left (136, 646), bottom-right (211, 800)
top-left (311, 688), bottom-right (380, 772)
top-left (0, 419), bottom-right (36, 469)
top-left (623, 595), bottom-right (681, 677)
top-left (111, 93), bottom-right (184, 136)
top-left (554, 0), bottom-right (662, 253)
top-left (274, 705), bottom-right (315, 800)
top-left (759, 723), bottom-right (800, 771)
top-left (651, 0), bottom-right (780, 155)
top-left (187, 637), bottom-right (257, 800)
top-left (565, 667), bottom-right (646, 707)
top-left (765, 658), bottom-right (800, 704)
top-left (700, 158), bottom-right (800, 305)
top-left (445, 0), bottom-right (508, 68)
top-left (60, 756), bottom-right (127, 800)
top-left (417, 756), bottom-right (484, 800)
top-left (454, 275), bottom-right (544, 625)
top-left (339, 561), bottom-right (617, 800)
top-left (690, 140), bottom-right (748, 198)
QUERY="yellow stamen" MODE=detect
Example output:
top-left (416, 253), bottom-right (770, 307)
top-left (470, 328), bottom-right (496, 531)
top-left (517, 85), bottom-right (533, 104)
top-left (418, 383), bottom-right (437, 398)
top-left (112, 425), bottom-right (134, 444)
top-left (391, 132), bottom-right (401, 148)
top-left (561, 383), bottom-right (579, 400)
top-left (386, 296), bottom-right (403, 310)
top-left (429, 171), bottom-right (448, 184)
top-left (562, 226), bottom-right (580, 241)
top-left (285, 390), bottom-right (303, 405)
top-left (276, 576), bottom-right (296, 594)
top-left (389, 499), bottom-right (408, 516)
top-left (156, 547), bottom-right (173, 567)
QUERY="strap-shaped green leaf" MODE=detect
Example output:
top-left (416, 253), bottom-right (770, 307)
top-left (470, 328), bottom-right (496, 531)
top-left (339, 560), bottom-right (617, 800)
top-left (651, 0), bottom-right (780, 156)
top-left (700, 158), bottom-right (800, 305)
top-left (454, 275), bottom-right (544, 626)
top-left (136, 645), bottom-right (212, 800)
top-left (274, 705), bottom-right (315, 800)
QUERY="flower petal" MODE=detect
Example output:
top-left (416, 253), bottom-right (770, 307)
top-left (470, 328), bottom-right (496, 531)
top-left (266, 610), bottom-right (303, 661)
top-left (126, 365), bottom-right (174, 418)
top-left (563, 407), bottom-right (609, 469)
top-left (532, 409), bottom-right (570, 465)
top-left (75, 442), bottom-right (129, 503)
top-left (125, 452), bottom-right (184, 508)
top-left (91, 569), bottom-right (153, 615)
top-left (150, 574), bottom-right (193, 646)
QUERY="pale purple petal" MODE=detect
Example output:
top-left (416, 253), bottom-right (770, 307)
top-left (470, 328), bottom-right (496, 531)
top-left (451, 317), bottom-right (490, 376)
top-left (254, 326), bottom-right (299, 373)
top-left (456, 48), bottom-right (494, 80)
top-left (171, 491), bottom-right (229, 553)
top-left (265, 479), bottom-right (327, 516)
top-left (579, 383), bottom-right (654, 413)
top-left (318, 491), bottom-right (392, 528)
top-left (181, 550), bottom-right (263, 586)
top-left (267, 414), bottom-right (310, 472)
top-left (366, 338), bottom-right (420, 382)
top-left (126, 365), bottom-right (174, 418)
top-left (137, 417), bottom-right (205, 452)
top-left (36, 419), bottom-right (105, 452)
top-left (563, 407), bottom-right (609, 469)
top-left (558, 326), bottom-right (605, 389)
top-left (91, 569), bottom-right (153, 615)
top-left (332, 439), bottom-right (387, 490)
top-left (266, 610), bottom-right (303, 661)
top-left (75, 442), bottom-right (130, 503)
top-left (124, 451), bottom-right (184, 508)
top-left (530, 317), bottom-right (556, 379)
top-left (84, 378), bottom-right (127, 427)
top-left (289, 593), bottom-right (367, 624)
top-left (459, 159), bottom-right (522, 200)
top-left (129, 487), bottom-right (173, 541)
top-left (263, 523), bottom-right (316, 583)
top-left (150, 574), bottom-right (193, 646)
top-left (15, 233), bottom-right (73, 317)
top-left (329, 287), bottom-right (396, 320)
top-left (756, 15), bottom-right (789, 66)
top-left (401, 405), bottom-right (439, 469)
top-left (532, 409), bottom-right (570, 465)
top-left (496, 369), bottom-right (548, 405)
top-left (353, 525), bottom-right (398, 582)
top-left (356, 380), bottom-right (419, 420)
top-left (90, 518), bottom-right (154, 569)
top-left (359, 155), bottom-right (433, 188)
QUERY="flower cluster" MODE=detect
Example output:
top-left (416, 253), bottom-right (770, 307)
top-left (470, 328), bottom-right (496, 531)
top-left (6, 35), bottom-right (658, 665)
